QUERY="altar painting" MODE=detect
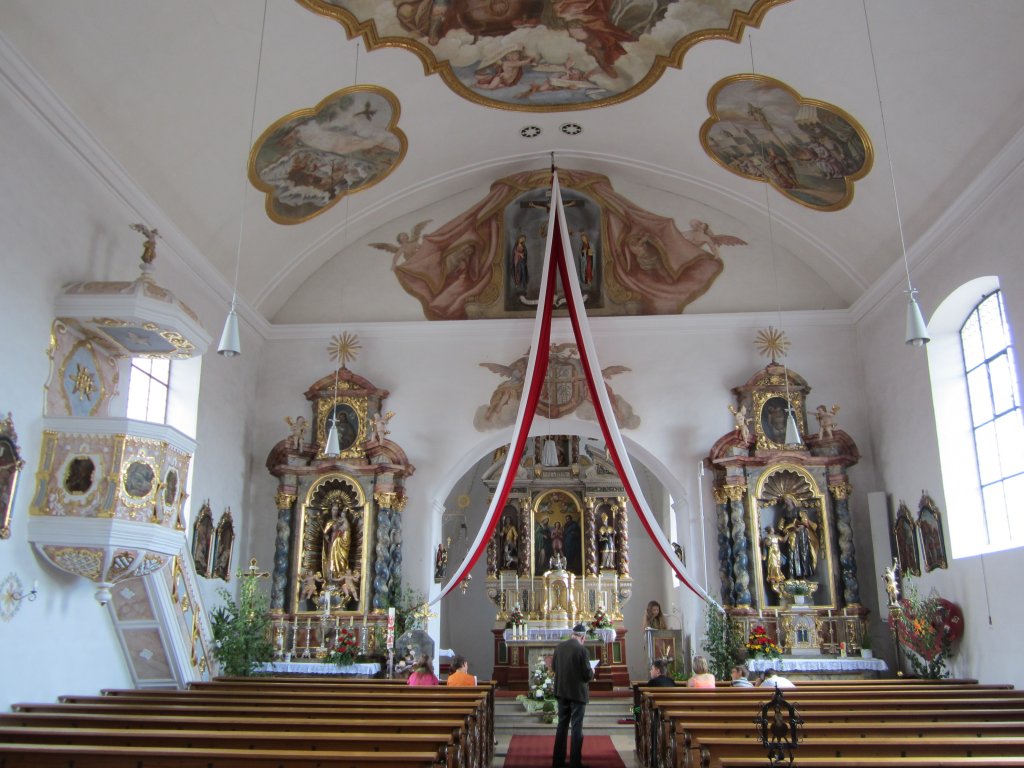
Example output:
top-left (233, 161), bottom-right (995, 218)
top-left (298, 0), bottom-right (788, 110)
top-left (532, 489), bottom-right (584, 577)
top-left (392, 168), bottom-right (743, 319)
top-left (701, 74), bottom-right (872, 211)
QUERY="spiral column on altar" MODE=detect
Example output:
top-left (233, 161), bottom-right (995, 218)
top-left (583, 497), bottom-right (597, 576)
top-left (271, 488), bottom-right (297, 610)
top-left (723, 484), bottom-right (751, 607)
top-left (713, 486), bottom-right (734, 605)
top-left (518, 497), bottom-right (531, 578)
top-left (614, 496), bottom-right (630, 578)
top-left (829, 478), bottom-right (860, 606)
top-left (373, 489), bottom-right (403, 609)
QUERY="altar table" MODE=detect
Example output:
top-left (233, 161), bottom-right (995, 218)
top-left (256, 660), bottom-right (381, 676)
top-left (747, 656), bottom-right (888, 679)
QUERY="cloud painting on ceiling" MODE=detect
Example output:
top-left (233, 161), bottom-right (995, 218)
top-left (701, 74), bottom-right (872, 211)
top-left (387, 167), bottom-right (746, 320)
top-left (249, 86), bottom-right (407, 224)
top-left (298, 0), bottom-right (789, 111)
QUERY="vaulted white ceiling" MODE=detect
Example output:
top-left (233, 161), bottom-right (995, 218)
top-left (3, 0), bottom-right (1023, 324)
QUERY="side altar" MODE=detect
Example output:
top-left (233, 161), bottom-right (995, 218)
top-left (707, 350), bottom-right (875, 667)
top-left (469, 436), bottom-right (633, 690)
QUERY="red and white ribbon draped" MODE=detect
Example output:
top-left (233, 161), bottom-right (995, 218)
top-left (433, 172), bottom-right (716, 609)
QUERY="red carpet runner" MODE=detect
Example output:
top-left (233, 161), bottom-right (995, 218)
top-left (503, 735), bottom-right (627, 768)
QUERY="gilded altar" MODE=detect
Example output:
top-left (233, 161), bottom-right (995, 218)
top-left (482, 435), bottom-right (632, 688)
top-left (707, 359), bottom-right (869, 656)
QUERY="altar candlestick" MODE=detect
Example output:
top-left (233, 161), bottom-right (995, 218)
top-left (515, 574), bottom-right (519, 595)
top-left (758, 609), bottom-right (762, 619)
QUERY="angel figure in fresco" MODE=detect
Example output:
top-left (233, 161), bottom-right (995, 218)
top-left (681, 220), bottom-right (747, 258)
top-left (814, 404), bottom-right (840, 440)
top-left (728, 403), bottom-right (752, 443)
top-left (285, 415), bottom-right (308, 450)
top-left (481, 357), bottom-right (528, 421)
top-left (370, 220), bottom-right (433, 269)
top-left (475, 47), bottom-right (537, 90)
top-left (550, 0), bottom-right (636, 78)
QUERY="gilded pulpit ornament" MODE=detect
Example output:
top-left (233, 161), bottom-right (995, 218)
top-left (129, 223), bottom-right (160, 264)
top-left (69, 364), bottom-right (97, 402)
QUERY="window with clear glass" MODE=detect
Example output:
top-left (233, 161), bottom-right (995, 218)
top-left (960, 291), bottom-right (1024, 545)
top-left (126, 357), bottom-right (170, 424)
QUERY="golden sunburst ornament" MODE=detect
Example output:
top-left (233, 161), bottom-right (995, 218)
top-left (328, 332), bottom-right (361, 368)
top-left (755, 326), bottom-right (790, 363)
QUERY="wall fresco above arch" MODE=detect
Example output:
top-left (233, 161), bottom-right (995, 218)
top-left (700, 74), bottom-right (872, 211)
top-left (298, 0), bottom-right (789, 111)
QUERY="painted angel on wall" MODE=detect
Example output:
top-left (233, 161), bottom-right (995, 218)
top-left (370, 220), bottom-right (432, 269)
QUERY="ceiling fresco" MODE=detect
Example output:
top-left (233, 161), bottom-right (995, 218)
top-left (701, 74), bottom-right (872, 211)
top-left (387, 167), bottom-right (748, 319)
top-left (249, 85), bottom-right (407, 224)
top-left (298, 0), bottom-right (790, 110)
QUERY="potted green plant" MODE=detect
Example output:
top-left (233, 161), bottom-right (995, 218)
top-left (210, 570), bottom-right (275, 677)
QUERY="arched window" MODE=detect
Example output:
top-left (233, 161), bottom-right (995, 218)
top-left (960, 290), bottom-right (1024, 546)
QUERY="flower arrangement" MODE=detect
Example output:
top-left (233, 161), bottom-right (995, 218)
top-left (590, 605), bottom-right (612, 631)
top-left (888, 578), bottom-right (963, 679)
top-left (328, 627), bottom-right (359, 667)
top-left (515, 657), bottom-right (556, 721)
top-left (745, 625), bottom-right (783, 660)
top-left (509, 604), bottom-right (524, 626)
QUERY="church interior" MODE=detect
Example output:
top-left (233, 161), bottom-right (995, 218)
top-left (1, 0), bottom-right (1024, 763)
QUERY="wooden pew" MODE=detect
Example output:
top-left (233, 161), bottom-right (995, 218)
top-left (0, 742), bottom-right (442, 767)
top-left (693, 735), bottom-right (1024, 768)
top-left (716, 758), bottom-right (1024, 768)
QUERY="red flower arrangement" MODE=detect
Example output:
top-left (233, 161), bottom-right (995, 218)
top-left (328, 627), bottom-right (359, 666)
top-left (745, 625), bottom-right (783, 660)
top-left (888, 586), bottom-right (963, 678)
top-left (591, 605), bottom-right (612, 631)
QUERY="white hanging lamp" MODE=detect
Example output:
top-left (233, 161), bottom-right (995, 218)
top-left (218, 0), bottom-right (269, 357)
top-left (863, 0), bottom-right (929, 347)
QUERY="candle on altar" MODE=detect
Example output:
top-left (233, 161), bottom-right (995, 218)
top-left (515, 574), bottom-right (519, 595)
top-left (758, 609), bottom-right (763, 619)
top-left (828, 609), bottom-right (832, 618)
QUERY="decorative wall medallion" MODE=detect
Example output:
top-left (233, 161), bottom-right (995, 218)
top-left (0, 413), bottom-right (24, 539)
top-left (250, 85), bottom-right (407, 225)
top-left (163, 469), bottom-right (178, 507)
top-left (63, 456), bottom-right (97, 495)
top-left (123, 461), bottom-right (155, 500)
top-left (59, 340), bottom-right (105, 416)
top-left (298, 0), bottom-right (789, 111)
top-left (701, 74), bottom-right (872, 211)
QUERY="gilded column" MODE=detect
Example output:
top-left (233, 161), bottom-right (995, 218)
top-left (723, 484), bottom-right (751, 607)
top-left (583, 498), bottom-right (597, 576)
top-left (829, 480), bottom-right (860, 606)
top-left (615, 496), bottom-right (630, 578)
top-left (518, 497), bottom-right (531, 578)
top-left (372, 490), bottom-right (395, 610)
top-left (271, 488), bottom-right (296, 611)
top-left (713, 486), bottom-right (733, 605)
top-left (389, 493), bottom-right (405, 602)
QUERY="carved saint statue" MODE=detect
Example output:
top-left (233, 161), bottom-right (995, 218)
top-left (883, 559), bottom-right (900, 606)
top-left (501, 517), bottom-right (518, 570)
top-left (813, 404), bottom-right (840, 440)
top-left (598, 511), bottom-right (616, 569)
top-left (777, 496), bottom-right (819, 579)
top-left (728, 403), bottom-right (752, 443)
top-left (434, 537), bottom-right (450, 582)
top-left (761, 526), bottom-right (785, 586)
top-left (322, 503), bottom-right (352, 582)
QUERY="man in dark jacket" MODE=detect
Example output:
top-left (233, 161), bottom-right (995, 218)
top-left (646, 658), bottom-right (675, 687)
top-left (552, 623), bottom-right (595, 768)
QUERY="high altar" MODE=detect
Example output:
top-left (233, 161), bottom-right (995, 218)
top-left (480, 435), bottom-right (633, 690)
top-left (706, 353), bottom-right (885, 677)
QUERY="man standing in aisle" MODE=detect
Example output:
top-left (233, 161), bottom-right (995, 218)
top-left (552, 623), bottom-right (596, 768)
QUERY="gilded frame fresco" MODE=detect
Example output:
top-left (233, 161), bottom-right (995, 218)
top-left (917, 492), bottom-right (948, 572)
top-left (531, 488), bottom-right (584, 577)
top-left (701, 74), bottom-right (872, 212)
top-left (0, 413), bottom-right (25, 539)
top-left (298, 0), bottom-right (790, 111)
top-left (211, 509), bottom-right (235, 582)
top-left (249, 85), bottom-right (407, 225)
top-left (191, 501), bottom-right (214, 578)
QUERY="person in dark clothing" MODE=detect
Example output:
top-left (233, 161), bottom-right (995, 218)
top-left (646, 658), bottom-right (676, 687)
top-left (552, 623), bottom-right (595, 768)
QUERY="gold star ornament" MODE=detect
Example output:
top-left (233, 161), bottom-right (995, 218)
top-left (755, 326), bottom-right (790, 363)
top-left (328, 332), bottom-right (361, 368)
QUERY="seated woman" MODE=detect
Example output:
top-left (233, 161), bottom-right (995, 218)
top-left (687, 655), bottom-right (716, 688)
top-left (407, 654), bottom-right (440, 686)
top-left (446, 654), bottom-right (477, 686)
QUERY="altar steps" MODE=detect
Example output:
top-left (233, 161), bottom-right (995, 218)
top-left (494, 695), bottom-right (639, 765)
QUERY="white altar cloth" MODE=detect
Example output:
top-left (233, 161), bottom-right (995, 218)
top-left (747, 657), bottom-right (888, 673)
top-left (257, 661), bottom-right (381, 676)
top-left (503, 627), bottom-right (615, 643)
